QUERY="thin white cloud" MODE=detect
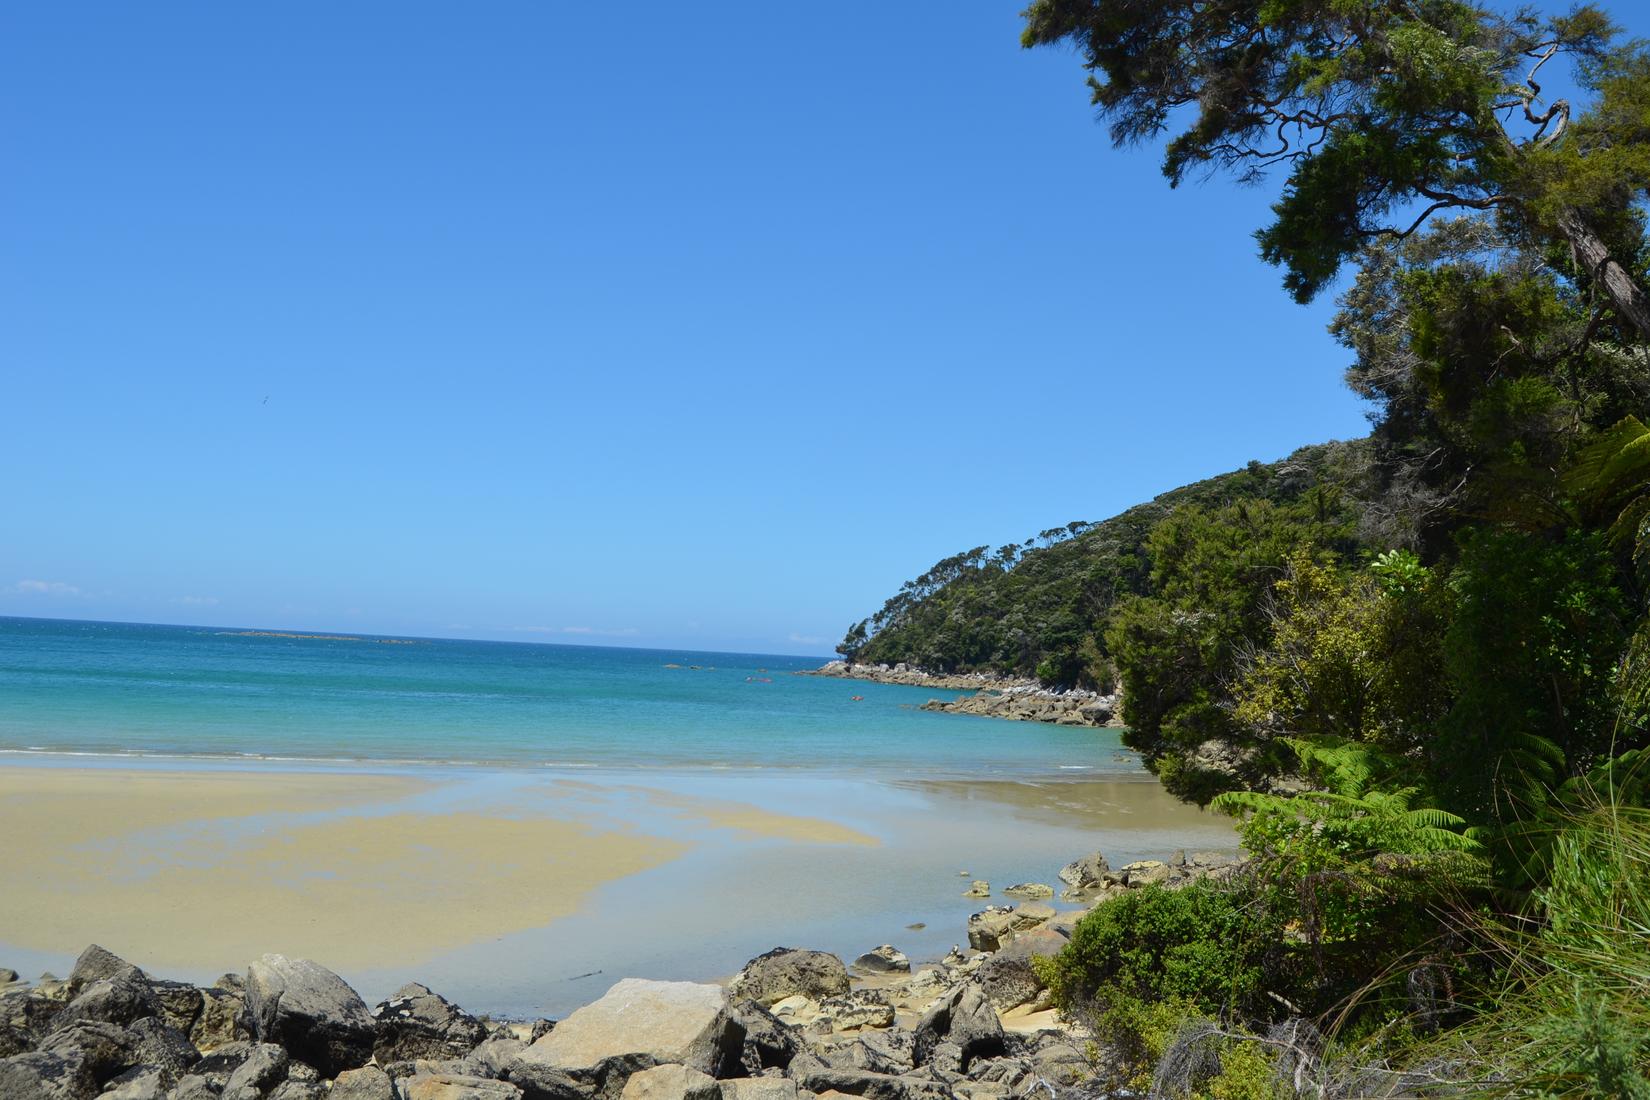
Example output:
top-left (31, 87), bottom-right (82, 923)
top-left (11, 579), bottom-right (84, 597)
top-left (177, 595), bottom-right (220, 606)
top-left (788, 632), bottom-right (827, 646)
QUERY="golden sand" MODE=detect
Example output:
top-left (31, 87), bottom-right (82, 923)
top-left (0, 768), bottom-right (687, 972)
top-left (623, 785), bottom-right (881, 846)
top-left (0, 766), bottom-right (891, 975)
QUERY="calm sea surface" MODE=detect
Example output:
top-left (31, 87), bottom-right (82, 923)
top-left (0, 616), bottom-right (1141, 777)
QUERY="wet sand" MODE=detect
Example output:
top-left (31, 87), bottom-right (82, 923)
top-left (0, 763), bottom-right (1234, 1015)
top-left (0, 766), bottom-right (874, 976)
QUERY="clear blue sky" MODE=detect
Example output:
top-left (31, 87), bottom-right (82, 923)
top-left (5, 2), bottom-right (1614, 655)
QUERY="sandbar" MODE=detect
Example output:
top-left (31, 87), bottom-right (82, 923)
top-left (0, 767), bottom-right (689, 973)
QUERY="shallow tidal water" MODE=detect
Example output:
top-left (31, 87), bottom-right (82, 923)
top-left (0, 617), bottom-right (1237, 1016)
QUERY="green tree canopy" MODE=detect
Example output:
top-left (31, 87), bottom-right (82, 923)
top-left (1021, 0), bottom-right (1650, 339)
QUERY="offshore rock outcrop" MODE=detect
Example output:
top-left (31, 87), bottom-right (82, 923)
top-left (803, 663), bottom-right (1123, 729)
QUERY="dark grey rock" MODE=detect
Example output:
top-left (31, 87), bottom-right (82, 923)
top-left (972, 928), bottom-right (1067, 1013)
top-left (67, 946), bottom-right (142, 995)
top-left (791, 1068), bottom-right (953, 1100)
top-left (244, 955), bottom-right (374, 1078)
top-left (51, 969), bottom-right (159, 1031)
top-left (221, 1041), bottom-right (289, 1100)
top-left (529, 1020), bottom-right (556, 1044)
top-left (125, 1016), bottom-right (199, 1085)
top-left (0, 988), bottom-right (64, 1043)
top-left (330, 1065), bottom-right (396, 1100)
top-left (728, 1000), bottom-right (800, 1075)
top-left (192, 1041), bottom-right (254, 1087)
top-left (171, 1074), bottom-right (220, 1100)
top-left (726, 950), bottom-right (849, 1007)
top-left (100, 1065), bottom-right (168, 1100)
top-left (267, 1081), bottom-right (325, 1100)
top-left (912, 985), bottom-right (1003, 1072)
top-left (849, 947), bottom-right (909, 975)
top-left (0, 1050), bottom-right (96, 1100)
top-left (467, 1036), bottom-right (528, 1078)
top-left (1056, 853), bottom-right (1109, 892)
top-left (150, 980), bottom-right (204, 1035)
top-left (373, 983), bottom-right (489, 1064)
top-left (36, 1020), bottom-right (140, 1087)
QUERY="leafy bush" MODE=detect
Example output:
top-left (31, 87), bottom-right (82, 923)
top-left (1037, 882), bottom-right (1275, 1018)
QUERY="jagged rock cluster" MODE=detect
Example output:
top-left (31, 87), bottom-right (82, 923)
top-left (0, 849), bottom-right (1243, 1100)
top-left (800, 663), bottom-right (1119, 729)
top-left (801, 664), bottom-right (1021, 692)
top-left (917, 689), bottom-right (1116, 729)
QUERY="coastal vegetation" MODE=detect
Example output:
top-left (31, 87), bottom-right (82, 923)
top-left (843, 0), bottom-right (1650, 1092)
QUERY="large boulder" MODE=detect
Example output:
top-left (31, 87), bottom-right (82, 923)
top-left (372, 983), bottom-right (488, 1064)
top-left (0, 1050), bottom-right (96, 1100)
top-left (125, 1016), bottom-right (201, 1084)
top-left (727, 1000), bottom-right (799, 1075)
top-left (508, 980), bottom-right (743, 1099)
top-left (35, 1020), bottom-right (141, 1088)
top-left (402, 1074), bottom-right (524, 1099)
top-left (718, 1080), bottom-right (797, 1100)
top-left (66, 946), bottom-right (143, 995)
top-left (617, 1064), bottom-right (719, 1100)
top-left (192, 986), bottom-right (252, 1051)
top-left (850, 947), bottom-right (909, 975)
top-left (788, 1068), bottom-right (952, 1100)
top-left (1057, 853), bottom-right (1109, 896)
top-left (726, 950), bottom-right (849, 1007)
top-left (149, 981), bottom-right (204, 1036)
top-left (964, 909), bottom-right (1016, 953)
top-left (244, 955), bottom-right (374, 1077)
top-left (50, 969), bottom-right (159, 1030)
top-left (329, 1065), bottom-right (395, 1100)
top-left (912, 984), bottom-right (1003, 1071)
top-left (815, 990), bottom-right (894, 1031)
top-left (100, 1066), bottom-right (168, 1100)
top-left (973, 928), bottom-right (1068, 1013)
top-left (467, 1036), bottom-right (529, 1078)
top-left (220, 1041), bottom-right (289, 1100)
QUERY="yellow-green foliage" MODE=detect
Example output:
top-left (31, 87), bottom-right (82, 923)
top-left (1232, 549), bottom-right (1448, 752)
top-left (1205, 1040), bottom-right (1282, 1100)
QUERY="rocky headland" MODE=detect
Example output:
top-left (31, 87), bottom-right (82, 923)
top-left (801, 663), bottom-right (1122, 729)
top-left (0, 850), bottom-right (1243, 1100)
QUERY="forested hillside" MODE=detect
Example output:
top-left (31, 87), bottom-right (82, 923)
top-left (842, 439), bottom-right (1372, 687)
top-left (843, 0), bottom-right (1650, 1093)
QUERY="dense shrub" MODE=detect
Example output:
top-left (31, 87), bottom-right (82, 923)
top-left (1037, 882), bottom-right (1276, 1018)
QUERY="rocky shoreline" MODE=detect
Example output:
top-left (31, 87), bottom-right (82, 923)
top-left (0, 850), bottom-right (1243, 1100)
top-left (800, 663), bottom-right (1122, 730)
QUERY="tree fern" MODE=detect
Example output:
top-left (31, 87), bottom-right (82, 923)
top-left (1566, 415), bottom-right (1650, 588)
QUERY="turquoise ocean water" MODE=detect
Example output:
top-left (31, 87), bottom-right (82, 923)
top-left (0, 616), bottom-right (1141, 776)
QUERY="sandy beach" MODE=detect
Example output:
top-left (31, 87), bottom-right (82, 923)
top-left (0, 765), bottom-right (881, 977)
top-left (0, 761), bottom-right (1233, 1015)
